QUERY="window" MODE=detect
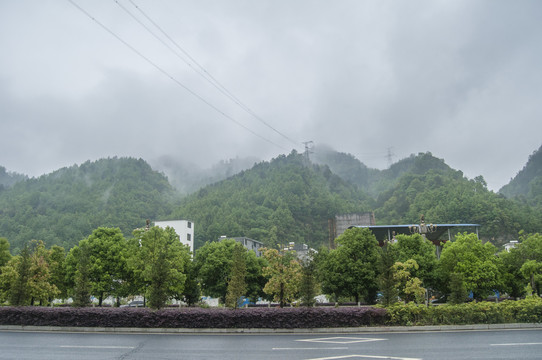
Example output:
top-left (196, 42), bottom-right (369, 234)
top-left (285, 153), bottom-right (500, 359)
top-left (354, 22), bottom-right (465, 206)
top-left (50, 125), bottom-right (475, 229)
top-left (187, 221), bottom-right (192, 228)
top-left (187, 233), bottom-right (191, 241)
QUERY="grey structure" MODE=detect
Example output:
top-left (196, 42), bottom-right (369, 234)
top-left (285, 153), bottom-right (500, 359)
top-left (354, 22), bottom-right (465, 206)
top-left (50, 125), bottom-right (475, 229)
top-left (219, 236), bottom-right (264, 257)
top-left (329, 212), bottom-right (375, 247)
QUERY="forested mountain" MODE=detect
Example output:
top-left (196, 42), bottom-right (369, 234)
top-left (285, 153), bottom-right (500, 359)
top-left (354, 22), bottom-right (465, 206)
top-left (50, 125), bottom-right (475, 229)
top-left (499, 144), bottom-right (542, 208)
top-left (374, 170), bottom-right (541, 246)
top-left (1, 145), bottom-right (541, 255)
top-left (0, 158), bottom-right (176, 252)
top-left (0, 166), bottom-right (27, 191)
top-left (312, 146), bottom-right (456, 197)
top-left (171, 151), bottom-right (374, 250)
top-left (149, 155), bottom-right (259, 195)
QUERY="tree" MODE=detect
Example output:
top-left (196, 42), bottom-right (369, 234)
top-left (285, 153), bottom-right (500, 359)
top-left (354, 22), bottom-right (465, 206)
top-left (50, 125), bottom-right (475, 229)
top-left (181, 258), bottom-right (201, 306)
top-left (244, 251), bottom-right (268, 303)
top-left (520, 260), bottom-right (542, 295)
top-left (71, 243), bottom-right (91, 307)
top-left (299, 253), bottom-right (319, 307)
top-left (262, 248), bottom-right (302, 307)
top-left (195, 239), bottom-right (240, 303)
top-left (8, 245), bottom-right (32, 306)
top-left (448, 272), bottom-right (468, 304)
top-left (195, 239), bottom-right (264, 305)
top-left (500, 233), bottom-right (542, 298)
top-left (27, 240), bottom-right (59, 305)
top-left (86, 227), bottom-right (129, 306)
top-left (49, 245), bottom-right (67, 300)
top-left (392, 234), bottom-right (437, 288)
top-left (319, 228), bottom-right (380, 304)
top-left (0, 237), bottom-right (11, 268)
top-left (437, 232), bottom-right (503, 300)
top-left (377, 245), bottom-right (398, 306)
top-left (132, 226), bottom-right (190, 309)
top-left (393, 259), bottom-right (425, 304)
top-left (225, 244), bottom-right (247, 309)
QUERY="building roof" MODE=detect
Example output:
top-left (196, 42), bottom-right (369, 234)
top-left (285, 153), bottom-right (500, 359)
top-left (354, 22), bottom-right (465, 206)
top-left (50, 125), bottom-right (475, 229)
top-left (349, 223), bottom-right (480, 243)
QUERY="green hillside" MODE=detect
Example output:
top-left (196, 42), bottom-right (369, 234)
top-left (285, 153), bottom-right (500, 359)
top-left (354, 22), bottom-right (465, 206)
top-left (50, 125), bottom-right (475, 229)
top-left (312, 146), bottom-right (456, 197)
top-left (500, 144), bottom-right (542, 208)
top-left (171, 151), bottom-right (374, 249)
top-left (0, 157), bottom-right (176, 252)
top-left (0, 166), bottom-right (27, 191)
top-left (1, 147), bottom-right (541, 255)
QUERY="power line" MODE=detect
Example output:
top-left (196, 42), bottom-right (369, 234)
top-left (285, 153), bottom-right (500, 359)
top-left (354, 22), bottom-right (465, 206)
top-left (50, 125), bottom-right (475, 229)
top-left (67, 0), bottom-right (288, 151)
top-left (123, 0), bottom-right (299, 147)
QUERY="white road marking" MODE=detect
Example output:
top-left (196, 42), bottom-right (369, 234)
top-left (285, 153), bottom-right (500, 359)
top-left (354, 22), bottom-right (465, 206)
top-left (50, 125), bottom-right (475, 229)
top-left (491, 342), bottom-right (542, 346)
top-left (304, 355), bottom-right (422, 360)
top-left (297, 337), bottom-right (387, 344)
top-left (273, 347), bottom-right (349, 350)
top-left (59, 345), bottom-right (135, 349)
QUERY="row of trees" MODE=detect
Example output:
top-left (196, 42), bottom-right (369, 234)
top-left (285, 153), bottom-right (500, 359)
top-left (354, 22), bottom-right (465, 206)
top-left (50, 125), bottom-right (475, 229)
top-left (1, 227), bottom-right (541, 309)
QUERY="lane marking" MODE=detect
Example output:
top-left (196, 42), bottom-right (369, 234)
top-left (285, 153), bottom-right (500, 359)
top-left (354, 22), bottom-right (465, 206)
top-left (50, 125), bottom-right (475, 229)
top-left (273, 347), bottom-right (349, 350)
top-left (297, 337), bottom-right (387, 344)
top-left (304, 355), bottom-right (422, 360)
top-left (491, 342), bottom-right (542, 346)
top-left (59, 345), bottom-right (135, 349)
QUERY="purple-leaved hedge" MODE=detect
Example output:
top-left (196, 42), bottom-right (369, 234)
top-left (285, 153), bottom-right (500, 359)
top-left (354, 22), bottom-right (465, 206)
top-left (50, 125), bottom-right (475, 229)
top-left (0, 306), bottom-right (387, 328)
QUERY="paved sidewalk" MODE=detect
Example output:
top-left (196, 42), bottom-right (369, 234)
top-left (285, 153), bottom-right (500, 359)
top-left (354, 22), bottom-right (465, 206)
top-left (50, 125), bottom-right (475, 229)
top-left (1, 323), bottom-right (541, 334)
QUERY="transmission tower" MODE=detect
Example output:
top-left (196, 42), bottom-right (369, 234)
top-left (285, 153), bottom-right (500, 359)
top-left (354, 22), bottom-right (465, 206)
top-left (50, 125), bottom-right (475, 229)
top-left (387, 147), bottom-right (395, 167)
top-left (303, 141), bottom-right (314, 164)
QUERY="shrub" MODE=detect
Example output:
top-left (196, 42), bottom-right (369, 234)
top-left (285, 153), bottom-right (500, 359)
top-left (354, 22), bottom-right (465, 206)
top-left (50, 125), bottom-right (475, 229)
top-left (385, 297), bottom-right (542, 326)
top-left (0, 306), bottom-right (387, 328)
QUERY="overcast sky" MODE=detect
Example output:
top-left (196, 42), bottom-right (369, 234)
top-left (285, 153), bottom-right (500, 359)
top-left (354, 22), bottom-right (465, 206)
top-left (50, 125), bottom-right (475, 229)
top-left (1, 0), bottom-right (541, 191)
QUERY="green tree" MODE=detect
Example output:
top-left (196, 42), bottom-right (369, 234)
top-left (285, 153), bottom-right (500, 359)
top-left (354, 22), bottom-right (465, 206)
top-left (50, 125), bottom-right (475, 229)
top-left (195, 239), bottom-right (264, 304)
top-left (49, 245), bottom-right (68, 300)
top-left (244, 251), bottom-right (268, 303)
top-left (132, 226), bottom-right (190, 309)
top-left (262, 248), bottom-right (302, 307)
top-left (225, 243), bottom-right (247, 309)
top-left (8, 245), bottom-right (32, 306)
top-left (520, 260), bottom-right (542, 295)
top-left (448, 272), bottom-right (468, 304)
top-left (0, 237), bottom-right (11, 268)
top-left (195, 239), bottom-right (240, 303)
top-left (377, 245), bottom-right (398, 306)
top-left (393, 259), bottom-right (425, 304)
top-left (86, 227), bottom-right (129, 306)
top-left (392, 234), bottom-right (437, 288)
top-left (27, 240), bottom-right (59, 305)
top-left (438, 232), bottom-right (503, 300)
top-left (319, 228), bottom-right (380, 304)
top-left (72, 243), bottom-right (91, 307)
top-left (181, 258), bottom-right (201, 306)
top-left (299, 253), bottom-right (319, 307)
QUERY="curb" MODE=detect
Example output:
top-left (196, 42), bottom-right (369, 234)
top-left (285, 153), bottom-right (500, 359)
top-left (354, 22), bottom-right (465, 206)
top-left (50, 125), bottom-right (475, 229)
top-left (1, 323), bottom-right (541, 334)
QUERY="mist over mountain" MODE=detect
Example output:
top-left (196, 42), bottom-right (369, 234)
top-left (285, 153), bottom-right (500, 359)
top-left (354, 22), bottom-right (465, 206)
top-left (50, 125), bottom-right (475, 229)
top-left (0, 166), bottom-right (27, 191)
top-left (149, 155), bottom-right (260, 195)
top-left (0, 144), bottom-right (541, 253)
top-left (0, 158), bottom-right (175, 252)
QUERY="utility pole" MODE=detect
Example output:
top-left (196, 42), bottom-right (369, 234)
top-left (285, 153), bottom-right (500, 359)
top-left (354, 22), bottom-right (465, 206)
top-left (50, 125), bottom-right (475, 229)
top-left (302, 141), bottom-right (314, 164)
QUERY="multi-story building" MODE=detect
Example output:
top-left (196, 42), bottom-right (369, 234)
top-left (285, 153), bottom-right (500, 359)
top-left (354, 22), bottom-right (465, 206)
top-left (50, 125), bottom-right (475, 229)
top-left (219, 236), bottom-right (264, 257)
top-left (154, 220), bottom-right (194, 254)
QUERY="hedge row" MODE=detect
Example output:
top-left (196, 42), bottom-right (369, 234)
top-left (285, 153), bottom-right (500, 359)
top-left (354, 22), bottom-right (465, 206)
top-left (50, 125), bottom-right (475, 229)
top-left (385, 297), bottom-right (542, 326)
top-left (0, 306), bottom-right (386, 328)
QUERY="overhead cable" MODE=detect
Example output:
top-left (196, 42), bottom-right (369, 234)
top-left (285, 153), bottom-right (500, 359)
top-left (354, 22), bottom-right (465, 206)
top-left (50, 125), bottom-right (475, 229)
top-left (67, 0), bottom-right (288, 150)
top-left (125, 0), bottom-right (299, 147)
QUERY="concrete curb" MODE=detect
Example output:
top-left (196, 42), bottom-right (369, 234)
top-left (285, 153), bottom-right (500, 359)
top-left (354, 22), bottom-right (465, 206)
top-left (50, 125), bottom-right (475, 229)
top-left (1, 323), bottom-right (541, 334)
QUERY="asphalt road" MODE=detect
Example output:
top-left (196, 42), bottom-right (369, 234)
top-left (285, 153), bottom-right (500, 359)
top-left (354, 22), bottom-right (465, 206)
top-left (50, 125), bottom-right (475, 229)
top-left (1, 329), bottom-right (541, 359)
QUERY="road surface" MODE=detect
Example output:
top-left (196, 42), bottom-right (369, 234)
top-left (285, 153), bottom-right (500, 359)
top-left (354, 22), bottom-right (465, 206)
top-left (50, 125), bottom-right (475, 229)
top-left (1, 328), bottom-right (541, 359)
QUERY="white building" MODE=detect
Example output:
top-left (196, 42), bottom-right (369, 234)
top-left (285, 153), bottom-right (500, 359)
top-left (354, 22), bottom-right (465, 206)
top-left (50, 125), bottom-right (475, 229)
top-left (154, 220), bottom-right (194, 254)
